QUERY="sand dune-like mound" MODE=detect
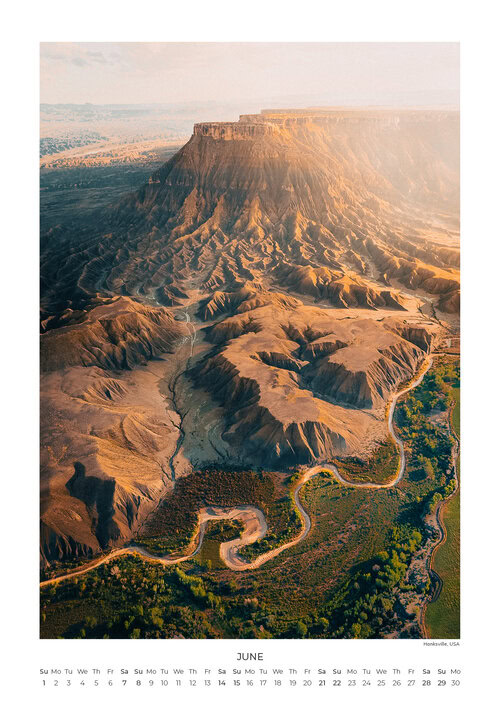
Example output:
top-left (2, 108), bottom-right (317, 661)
top-left (197, 283), bottom-right (302, 320)
top-left (41, 296), bottom-right (185, 372)
top-left (40, 364), bottom-right (179, 565)
top-left (274, 262), bottom-right (406, 309)
top-left (191, 304), bottom-right (436, 466)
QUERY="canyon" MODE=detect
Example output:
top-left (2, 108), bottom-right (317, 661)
top-left (40, 108), bottom-right (459, 567)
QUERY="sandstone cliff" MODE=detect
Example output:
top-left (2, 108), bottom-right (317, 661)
top-left (39, 107), bottom-right (458, 564)
top-left (40, 108), bottom-right (459, 320)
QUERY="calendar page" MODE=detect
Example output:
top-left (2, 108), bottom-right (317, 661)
top-left (3, 2), bottom-right (497, 701)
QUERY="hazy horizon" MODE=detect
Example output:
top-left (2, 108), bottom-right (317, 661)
top-left (41, 42), bottom-right (459, 108)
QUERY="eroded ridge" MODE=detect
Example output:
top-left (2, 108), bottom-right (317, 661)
top-left (40, 355), bottom-right (434, 586)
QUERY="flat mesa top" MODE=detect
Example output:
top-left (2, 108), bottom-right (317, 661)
top-left (193, 107), bottom-right (459, 135)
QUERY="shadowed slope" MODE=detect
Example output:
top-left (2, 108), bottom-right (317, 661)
top-left (40, 109), bottom-right (459, 319)
top-left (40, 108), bottom-right (459, 565)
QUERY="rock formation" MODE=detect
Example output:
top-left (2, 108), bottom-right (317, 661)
top-left (40, 108), bottom-right (459, 564)
top-left (190, 305), bottom-right (435, 466)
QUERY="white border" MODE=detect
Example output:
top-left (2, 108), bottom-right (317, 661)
top-left (2, 1), bottom-right (499, 700)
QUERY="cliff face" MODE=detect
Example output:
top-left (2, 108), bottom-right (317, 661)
top-left (41, 108), bottom-right (459, 321)
top-left (40, 107), bottom-right (459, 564)
top-left (193, 121), bottom-right (278, 139)
top-left (141, 109), bottom-right (458, 218)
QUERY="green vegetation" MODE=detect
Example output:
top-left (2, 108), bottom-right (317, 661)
top-left (40, 555), bottom-right (331, 639)
top-left (40, 357), bottom-right (459, 639)
top-left (41, 472), bottom-right (428, 638)
top-left (39, 498), bottom-right (427, 639)
top-left (194, 520), bottom-right (244, 570)
top-left (333, 438), bottom-right (399, 484)
top-left (426, 376), bottom-right (460, 639)
top-left (320, 525), bottom-right (425, 638)
top-left (239, 492), bottom-right (302, 560)
top-left (41, 557), bottom-right (223, 639)
top-left (452, 386), bottom-right (460, 437)
top-left (136, 467), bottom-right (304, 562)
top-left (204, 519), bottom-right (244, 542)
top-left (134, 467), bottom-right (277, 555)
top-left (41, 554), bottom-right (107, 582)
top-left (396, 367), bottom-right (455, 479)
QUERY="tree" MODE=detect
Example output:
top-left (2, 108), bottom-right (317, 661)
top-left (85, 616), bottom-right (98, 629)
top-left (296, 621), bottom-right (308, 638)
top-left (318, 617), bottom-right (329, 632)
top-left (351, 623), bottom-right (362, 638)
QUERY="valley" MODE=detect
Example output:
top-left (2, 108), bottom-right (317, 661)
top-left (40, 107), bottom-right (459, 639)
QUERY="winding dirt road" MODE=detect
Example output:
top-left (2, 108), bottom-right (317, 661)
top-left (326, 357), bottom-right (433, 488)
top-left (40, 355), bottom-right (435, 587)
top-left (40, 471), bottom-right (321, 586)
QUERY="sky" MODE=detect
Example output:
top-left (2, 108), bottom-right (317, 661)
top-left (40, 42), bottom-right (459, 107)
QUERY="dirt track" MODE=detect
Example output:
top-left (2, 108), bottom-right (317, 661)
top-left (40, 356), bottom-right (436, 587)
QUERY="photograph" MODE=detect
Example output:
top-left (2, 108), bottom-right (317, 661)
top-left (39, 41), bottom-right (460, 641)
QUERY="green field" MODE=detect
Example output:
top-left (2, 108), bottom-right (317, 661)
top-left (425, 383), bottom-right (460, 639)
